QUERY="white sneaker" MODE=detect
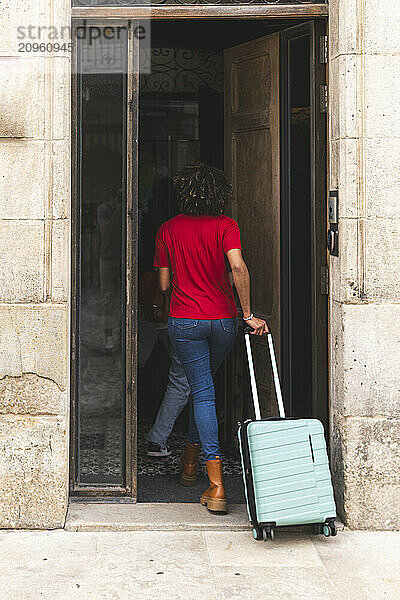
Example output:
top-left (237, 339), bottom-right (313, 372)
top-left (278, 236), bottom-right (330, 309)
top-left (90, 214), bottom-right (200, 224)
top-left (146, 442), bottom-right (172, 457)
top-left (105, 336), bottom-right (114, 351)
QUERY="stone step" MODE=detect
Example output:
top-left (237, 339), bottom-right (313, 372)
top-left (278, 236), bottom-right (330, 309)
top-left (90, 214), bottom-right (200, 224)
top-left (65, 502), bottom-right (344, 533)
top-left (65, 502), bottom-right (251, 532)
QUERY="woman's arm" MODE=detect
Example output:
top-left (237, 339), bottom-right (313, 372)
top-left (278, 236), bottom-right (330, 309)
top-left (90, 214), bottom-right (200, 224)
top-left (158, 267), bottom-right (172, 292)
top-left (226, 249), bottom-right (269, 336)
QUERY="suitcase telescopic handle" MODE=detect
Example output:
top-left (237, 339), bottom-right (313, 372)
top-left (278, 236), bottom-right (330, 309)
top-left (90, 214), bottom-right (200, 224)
top-left (244, 327), bottom-right (286, 420)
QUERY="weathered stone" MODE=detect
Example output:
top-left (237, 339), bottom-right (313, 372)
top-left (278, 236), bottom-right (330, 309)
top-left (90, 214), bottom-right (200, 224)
top-left (364, 0), bottom-right (400, 55)
top-left (330, 409), bottom-right (346, 522)
top-left (52, 57), bottom-right (71, 141)
top-left (365, 54), bottom-right (400, 139)
top-left (329, 219), bottom-right (359, 304)
top-left (364, 137), bottom-right (400, 219)
top-left (0, 142), bottom-right (47, 219)
top-left (365, 218), bottom-right (400, 301)
top-left (0, 374), bottom-right (66, 415)
top-left (329, 54), bottom-right (360, 141)
top-left (329, 215), bottom-right (400, 307)
top-left (329, 138), bottom-right (359, 219)
top-left (0, 0), bottom-right (49, 58)
top-left (66, 503), bottom-right (251, 532)
top-left (337, 304), bottom-right (400, 418)
top-left (51, 219), bottom-right (70, 302)
top-left (0, 415), bottom-right (68, 529)
top-left (0, 58), bottom-right (49, 138)
top-left (52, 141), bottom-right (71, 219)
top-left (0, 221), bottom-right (45, 302)
top-left (313, 529), bottom-right (400, 600)
top-left (334, 415), bottom-right (400, 530)
top-left (0, 305), bottom-right (68, 390)
top-left (328, 0), bottom-right (359, 60)
top-left (52, 0), bottom-right (72, 37)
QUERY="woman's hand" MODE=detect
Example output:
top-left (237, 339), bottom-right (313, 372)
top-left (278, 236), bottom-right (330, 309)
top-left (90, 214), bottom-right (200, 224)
top-left (247, 316), bottom-right (269, 336)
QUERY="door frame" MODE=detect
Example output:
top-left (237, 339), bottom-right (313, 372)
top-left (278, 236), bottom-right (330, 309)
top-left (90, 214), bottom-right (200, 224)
top-left (70, 10), bottom-right (329, 499)
top-left (280, 20), bottom-right (328, 428)
top-left (72, 5), bottom-right (328, 20)
top-left (70, 21), bottom-right (137, 498)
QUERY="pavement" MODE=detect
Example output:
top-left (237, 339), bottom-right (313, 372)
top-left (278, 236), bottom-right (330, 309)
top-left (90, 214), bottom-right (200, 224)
top-left (1, 504), bottom-right (399, 600)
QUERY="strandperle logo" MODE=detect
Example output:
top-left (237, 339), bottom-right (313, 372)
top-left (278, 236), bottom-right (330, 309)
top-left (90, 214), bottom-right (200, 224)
top-left (15, 21), bottom-right (151, 73)
top-left (17, 21), bottom-right (147, 45)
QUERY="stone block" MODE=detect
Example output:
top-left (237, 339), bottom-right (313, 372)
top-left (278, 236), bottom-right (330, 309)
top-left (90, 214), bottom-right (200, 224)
top-left (364, 137), bottom-right (400, 219)
top-left (0, 415), bottom-right (68, 529)
top-left (365, 218), bottom-right (400, 301)
top-left (365, 54), bottom-right (400, 139)
top-left (329, 298), bottom-right (344, 409)
top-left (335, 415), bottom-right (400, 530)
top-left (52, 57), bottom-right (71, 141)
top-left (0, 220), bottom-right (45, 302)
top-left (329, 54), bottom-right (360, 141)
top-left (329, 218), bottom-right (359, 303)
top-left (339, 304), bottom-right (400, 417)
top-left (0, 60), bottom-right (70, 143)
top-left (364, 0), bottom-right (400, 55)
top-left (329, 137), bottom-right (359, 218)
top-left (0, 373), bottom-right (66, 415)
top-left (52, 141), bottom-right (71, 219)
top-left (330, 408), bottom-right (346, 521)
top-left (0, 305), bottom-right (68, 390)
top-left (51, 219), bottom-right (70, 303)
top-left (328, 0), bottom-right (359, 60)
top-left (0, 142), bottom-right (47, 219)
top-left (52, 0), bottom-right (72, 50)
top-left (0, 0), bottom-right (49, 57)
top-left (0, 58), bottom-right (49, 139)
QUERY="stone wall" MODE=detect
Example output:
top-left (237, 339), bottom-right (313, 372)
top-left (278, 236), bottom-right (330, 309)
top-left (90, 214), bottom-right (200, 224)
top-left (329, 0), bottom-right (400, 529)
top-left (0, 0), bottom-right (71, 528)
top-left (0, 0), bottom-right (398, 530)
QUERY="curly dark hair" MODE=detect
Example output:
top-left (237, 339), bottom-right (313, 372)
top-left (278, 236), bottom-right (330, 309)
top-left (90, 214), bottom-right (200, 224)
top-left (172, 161), bottom-right (233, 216)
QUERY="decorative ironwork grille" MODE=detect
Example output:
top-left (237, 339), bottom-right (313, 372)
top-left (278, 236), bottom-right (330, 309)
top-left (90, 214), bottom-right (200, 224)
top-left (140, 48), bottom-right (223, 93)
top-left (73, 1), bottom-right (326, 6)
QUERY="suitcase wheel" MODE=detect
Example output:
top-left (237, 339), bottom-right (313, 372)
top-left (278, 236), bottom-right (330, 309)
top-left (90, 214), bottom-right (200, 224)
top-left (328, 520), bottom-right (337, 537)
top-left (263, 525), bottom-right (274, 541)
top-left (322, 524), bottom-right (331, 537)
top-left (252, 526), bottom-right (263, 541)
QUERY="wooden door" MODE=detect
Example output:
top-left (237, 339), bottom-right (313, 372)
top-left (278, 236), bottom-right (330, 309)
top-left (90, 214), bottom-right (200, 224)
top-left (225, 34), bottom-right (281, 419)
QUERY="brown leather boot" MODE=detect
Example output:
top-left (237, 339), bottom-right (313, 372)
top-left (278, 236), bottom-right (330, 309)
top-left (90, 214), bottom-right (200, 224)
top-left (200, 458), bottom-right (227, 513)
top-left (180, 441), bottom-right (201, 487)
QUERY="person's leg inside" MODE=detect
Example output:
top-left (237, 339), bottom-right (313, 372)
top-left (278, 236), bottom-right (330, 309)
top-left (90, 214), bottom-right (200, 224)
top-left (146, 341), bottom-right (190, 455)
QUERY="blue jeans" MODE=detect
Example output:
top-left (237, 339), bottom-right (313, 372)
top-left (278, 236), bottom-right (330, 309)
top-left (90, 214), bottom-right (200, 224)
top-left (146, 328), bottom-right (191, 448)
top-left (168, 317), bottom-right (238, 460)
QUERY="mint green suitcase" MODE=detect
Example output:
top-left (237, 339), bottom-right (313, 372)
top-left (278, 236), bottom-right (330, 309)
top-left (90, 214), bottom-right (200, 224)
top-left (238, 330), bottom-right (337, 541)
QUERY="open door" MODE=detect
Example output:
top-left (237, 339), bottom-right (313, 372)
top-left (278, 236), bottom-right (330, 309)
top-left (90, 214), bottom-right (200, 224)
top-left (280, 21), bottom-right (328, 428)
top-left (224, 23), bottom-right (328, 430)
top-left (225, 34), bottom-right (281, 418)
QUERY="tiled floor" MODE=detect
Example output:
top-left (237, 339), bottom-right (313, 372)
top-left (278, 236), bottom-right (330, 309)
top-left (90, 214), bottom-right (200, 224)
top-left (1, 528), bottom-right (399, 600)
top-left (77, 291), bottom-right (243, 494)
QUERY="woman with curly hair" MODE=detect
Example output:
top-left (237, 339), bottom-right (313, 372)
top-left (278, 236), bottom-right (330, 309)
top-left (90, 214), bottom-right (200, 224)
top-left (154, 161), bottom-right (268, 513)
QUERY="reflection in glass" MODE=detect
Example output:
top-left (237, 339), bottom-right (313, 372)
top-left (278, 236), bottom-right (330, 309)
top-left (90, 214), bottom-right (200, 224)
top-left (77, 31), bottom-right (127, 486)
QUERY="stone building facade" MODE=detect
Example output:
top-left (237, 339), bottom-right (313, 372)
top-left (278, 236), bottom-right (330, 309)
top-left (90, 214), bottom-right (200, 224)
top-left (0, 0), bottom-right (399, 529)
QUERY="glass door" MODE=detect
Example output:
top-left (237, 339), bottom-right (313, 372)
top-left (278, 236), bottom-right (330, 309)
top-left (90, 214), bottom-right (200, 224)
top-left (71, 22), bottom-right (138, 496)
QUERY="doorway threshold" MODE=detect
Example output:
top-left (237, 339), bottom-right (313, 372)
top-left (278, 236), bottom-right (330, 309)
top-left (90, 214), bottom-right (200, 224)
top-left (65, 502), bottom-right (250, 532)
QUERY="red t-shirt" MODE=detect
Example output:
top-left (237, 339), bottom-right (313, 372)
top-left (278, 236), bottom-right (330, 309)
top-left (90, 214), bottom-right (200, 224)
top-left (154, 214), bottom-right (241, 319)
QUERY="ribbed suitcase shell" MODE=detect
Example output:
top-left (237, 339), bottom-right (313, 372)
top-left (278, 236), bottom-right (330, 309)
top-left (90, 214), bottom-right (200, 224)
top-left (239, 330), bottom-right (336, 531)
top-left (239, 417), bottom-right (337, 527)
